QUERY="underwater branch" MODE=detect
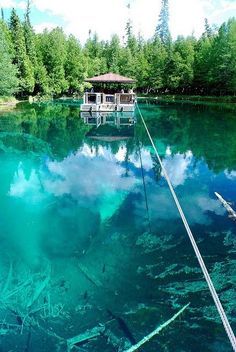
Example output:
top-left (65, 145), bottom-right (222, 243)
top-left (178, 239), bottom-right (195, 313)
top-left (123, 303), bottom-right (190, 352)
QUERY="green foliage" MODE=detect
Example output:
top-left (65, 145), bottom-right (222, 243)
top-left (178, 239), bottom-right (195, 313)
top-left (155, 0), bottom-right (171, 45)
top-left (165, 36), bottom-right (195, 92)
top-left (0, 25), bottom-right (18, 95)
top-left (9, 8), bottom-right (34, 94)
top-left (38, 28), bottom-right (68, 95)
top-left (208, 19), bottom-right (236, 95)
top-left (0, 6), bottom-right (236, 98)
top-left (65, 35), bottom-right (86, 94)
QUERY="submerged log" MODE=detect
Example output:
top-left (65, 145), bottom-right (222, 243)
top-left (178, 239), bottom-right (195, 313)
top-left (67, 325), bottom-right (105, 351)
top-left (77, 263), bottom-right (102, 288)
top-left (215, 192), bottom-right (236, 221)
top-left (123, 303), bottom-right (190, 352)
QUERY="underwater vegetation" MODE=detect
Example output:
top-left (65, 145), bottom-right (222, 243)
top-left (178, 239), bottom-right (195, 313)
top-left (0, 101), bottom-right (235, 351)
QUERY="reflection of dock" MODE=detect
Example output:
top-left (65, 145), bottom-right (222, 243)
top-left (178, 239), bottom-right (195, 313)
top-left (81, 112), bottom-right (136, 141)
top-left (81, 111), bottom-right (136, 127)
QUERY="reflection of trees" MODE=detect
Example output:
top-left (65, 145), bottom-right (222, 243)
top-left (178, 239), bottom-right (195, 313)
top-left (0, 102), bottom-right (90, 160)
top-left (151, 154), bottom-right (162, 182)
top-left (1, 101), bottom-right (236, 172)
top-left (137, 103), bottom-right (236, 173)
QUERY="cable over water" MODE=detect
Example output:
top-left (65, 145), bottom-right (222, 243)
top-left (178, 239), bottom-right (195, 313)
top-left (136, 102), bottom-right (236, 352)
top-left (136, 135), bottom-right (152, 234)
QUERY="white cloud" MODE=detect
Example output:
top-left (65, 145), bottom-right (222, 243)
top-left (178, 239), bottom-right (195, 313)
top-left (134, 181), bottom-right (225, 226)
top-left (166, 146), bottom-right (172, 156)
top-left (34, 22), bottom-right (58, 33)
top-left (8, 144), bottom-right (141, 221)
top-left (29, 0), bottom-right (212, 42)
top-left (129, 148), bottom-right (154, 171)
top-left (162, 151), bottom-right (193, 187)
top-left (32, 0), bottom-right (130, 42)
top-left (115, 145), bottom-right (127, 162)
top-left (2, 0), bottom-right (236, 41)
top-left (224, 170), bottom-right (236, 179)
top-left (169, 0), bottom-right (205, 38)
top-left (41, 144), bottom-right (140, 220)
top-left (44, 145), bottom-right (137, 198)
top-left (9, 163), bottom-right (45, 203)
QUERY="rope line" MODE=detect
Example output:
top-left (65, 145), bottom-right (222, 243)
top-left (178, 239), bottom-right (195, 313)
top-left (136, 136), bottom-right (152, 234)
top-left (136, 102), bottom-right (236, 352)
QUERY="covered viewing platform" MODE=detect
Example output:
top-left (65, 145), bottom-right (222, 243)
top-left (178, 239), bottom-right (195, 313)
top-left (80, 73), bottom-right (136, 112)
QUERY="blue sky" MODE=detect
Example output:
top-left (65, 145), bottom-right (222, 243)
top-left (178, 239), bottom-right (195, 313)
top-left (1, 0), bottom-right (236, 43)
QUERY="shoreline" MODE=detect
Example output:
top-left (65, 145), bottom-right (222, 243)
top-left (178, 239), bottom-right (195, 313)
top-left (138, 94), bottom-right (236, 104)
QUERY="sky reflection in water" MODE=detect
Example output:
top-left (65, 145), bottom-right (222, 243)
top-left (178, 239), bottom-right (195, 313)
top-left (0, 101), bottom-right (235, 351)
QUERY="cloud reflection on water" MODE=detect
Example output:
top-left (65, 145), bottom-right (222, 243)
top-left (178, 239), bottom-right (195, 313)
top-left (9, 144), bottom-right (139, 221)
top-left (8, 143), bottom-right (225, 226)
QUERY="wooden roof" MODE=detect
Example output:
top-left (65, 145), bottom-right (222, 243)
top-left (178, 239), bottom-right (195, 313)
top-left (85, 73), bottom-right (136, 84)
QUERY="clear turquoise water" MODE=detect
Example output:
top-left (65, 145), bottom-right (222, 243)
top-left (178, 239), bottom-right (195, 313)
top-left (0, 100), bottom-right (235, 351)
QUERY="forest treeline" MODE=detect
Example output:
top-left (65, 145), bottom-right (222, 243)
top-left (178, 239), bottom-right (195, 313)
top-left (0, 4), bottom-right (236, 97)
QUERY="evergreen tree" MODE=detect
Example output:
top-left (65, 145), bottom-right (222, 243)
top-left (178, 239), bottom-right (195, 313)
top-left (204, 18), bottom-right (213, 38)
top-left (125, 19), bottom-right (138, 56)
top-left (83, 33), bottom-right (107, 77)
top-left (65, 35), bottom-right (87, 94)
top-left (171, 36), bottom-right (195, 92)
top-left (0, 26), bottom-right (18, 95)
top-left (193, 35), bottom-right (213, 94)
top-left (155, 0), bottom-right (171, 45)
top-left (24, 0), bottom-right (37, 66)
top-left (147, 39), bottom-right (167, 92)
top-left (0, 19), bottom-right (14, 56)
top-left (1, 4), bottom-right (236, 98)
top-left (39, 27), bottom-right (68, 95)
top-left (9, 8), bottom-right (34, 94)
top-left (105, 34), bottom-right (121, 73)
top-left (227, 18), bottom-right (236, 93)
top-left (209, 19), bottom-right (236, 95)
top-left (34, 34), bottom-right (50, 94)
top-left (134, 48), bottom-right (149, 92)
top-left (119, 47), bottom-right (135, 77)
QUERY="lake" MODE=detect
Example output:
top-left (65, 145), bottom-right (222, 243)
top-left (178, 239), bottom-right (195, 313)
top-left (0, 100), bottom-right (235, 351)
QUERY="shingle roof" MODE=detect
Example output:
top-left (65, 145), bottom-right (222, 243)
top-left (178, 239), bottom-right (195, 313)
top-left (85, 73), bottom-right (136, 83)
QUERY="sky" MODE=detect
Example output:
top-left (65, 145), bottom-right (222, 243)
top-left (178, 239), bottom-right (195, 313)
top-left (1, 0), bottom-right (236, 43)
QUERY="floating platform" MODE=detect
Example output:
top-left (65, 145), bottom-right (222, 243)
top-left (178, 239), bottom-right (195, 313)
top-left (81, 73), bottom-right (136, 112)
top-left (80, 92), bottom-right (135, 112)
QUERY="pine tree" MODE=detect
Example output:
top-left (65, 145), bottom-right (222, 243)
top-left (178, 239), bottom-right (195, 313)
top-left (193, 35), bottom-right (213, 94)
top-left (125, 20), bottom-right (138, 56)
top-left (24, 0), bottom-right (37, 66)
top-left (148, 39), bottom-right (168, 92)
top-left (34, 34), bottom-right (50, 94)
top-left (0, 27), bottom-right (18, 96)
top-left (65, 35), bottom-right (87, 94)
top-left (209, 19), bottom-right (236, 95)
top-left (0, 19), bottom-right (14, 56)
top-left (204, 18), bottom-right (213, 38)
top-left (155, 0), bottom-right (171, 45)
top-left (39, 27), bottom-right (68, 95)
top-left (9, 8), bottom-right (34, 94)
top-left (105, 34), bottom-right (121, 73)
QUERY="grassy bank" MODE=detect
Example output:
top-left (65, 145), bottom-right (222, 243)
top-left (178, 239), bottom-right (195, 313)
top-left (139, 94), bottom-right (236, 104)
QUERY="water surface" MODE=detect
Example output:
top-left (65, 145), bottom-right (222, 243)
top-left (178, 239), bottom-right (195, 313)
top-left (0, 100), bottom-right (235, 351)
